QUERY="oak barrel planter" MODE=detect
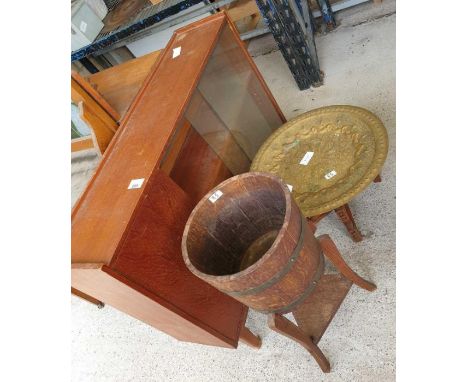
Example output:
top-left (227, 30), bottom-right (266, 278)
top-left (181, 172), bottom-right (324, 313)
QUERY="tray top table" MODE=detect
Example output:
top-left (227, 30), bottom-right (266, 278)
top-left (251, 105), bottom-right (388, 241)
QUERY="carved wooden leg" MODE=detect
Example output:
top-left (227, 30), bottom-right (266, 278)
top-left (374, 174), bottom-right (382, 183)
top-left (334, 204), bottom-right (363, 242)
top-left (239, 325), bottom-right (262, 349)
top-left (318, 234), bottom-right (376, 291)
top-left (268, 313), bottom-right (330, 372)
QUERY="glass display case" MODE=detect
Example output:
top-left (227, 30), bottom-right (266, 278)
top-left (72, 12), bottom-right (285, 350)
top-left (161, 20), bottom-right (285, 202)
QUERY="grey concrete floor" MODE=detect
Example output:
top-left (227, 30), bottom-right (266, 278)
top-left (72, 1), bottom-right (395, 380)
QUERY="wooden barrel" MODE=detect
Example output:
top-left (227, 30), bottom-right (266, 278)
top-left (181, 172), bottom-right (324, 314)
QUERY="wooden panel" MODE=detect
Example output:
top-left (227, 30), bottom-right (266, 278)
top-left (72, 71), bottom-right (120, 122)
top-left (292, 274), bottom-right (352, 343)
top-left (160, 119), bottom-right (192, 175)
top-left (226, 0), bottom-right (260, 22)
top-left (109, 170), bottom-right (246, 346)
top-left (308, 0), bottom-right (344, 11)
top-left (79, 102), bottom-right (117, 155)
top-left (71, 136), bottom-right (94, 152)
top-left (72, 263), bottom-right (238, 348)
top-left (72, 13), bottom-right (283, 348)
top-left (87, 50), bottom-right (162, 119)
top-left (71, 287), bottom-right (102, 306)
top-left (169, 127), bottom-right (233, 203)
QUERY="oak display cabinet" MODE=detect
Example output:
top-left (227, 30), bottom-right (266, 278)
top-left (72, 12), bottom-right (286, 349)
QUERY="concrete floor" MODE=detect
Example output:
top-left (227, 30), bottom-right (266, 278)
top-left (71, 1), bottom-right (395, 380)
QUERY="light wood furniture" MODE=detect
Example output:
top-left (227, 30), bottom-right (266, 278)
top-left (224, 0), bottom-right (262, 36)
top-left (85, 50), bottom-right (162, 119)
top-left (72, 12), bottom-right (285, 349)
top-left (71, 71), bottom-right (120, 155)
top-left (71, 50), bottom-right (162, 154)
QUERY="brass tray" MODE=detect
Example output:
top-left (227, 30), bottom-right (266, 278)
top-left (251, 105), bottom-right (388, 216)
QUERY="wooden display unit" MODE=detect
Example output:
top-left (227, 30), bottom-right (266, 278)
top-left (72, 12), bottom-right (285, 349)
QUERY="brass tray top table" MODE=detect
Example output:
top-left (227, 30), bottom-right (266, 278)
top-left (251, 105), bottom-right (388, 242)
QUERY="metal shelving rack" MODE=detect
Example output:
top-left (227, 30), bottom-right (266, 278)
top-left (255, 0), bottom-right (328, 89)
top-left (72, 0), bottom-right (374, 90)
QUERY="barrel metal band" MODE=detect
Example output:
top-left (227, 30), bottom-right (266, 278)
top-left (225, 215), bottom-right (307, 298)
top-left (258, 252), bottom-right (325, 314)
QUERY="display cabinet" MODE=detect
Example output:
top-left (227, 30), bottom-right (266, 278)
top-left (72, 12), bottom-right (285, 348)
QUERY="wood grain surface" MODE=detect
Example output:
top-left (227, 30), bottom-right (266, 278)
top-left (72, 263), bottom-right (238, 347)
top-left (87, 50), bottom-right (162, 119)
top-left (78, 101), bottom-right (117, 155)
top-left (182, 172), bottom-right (324, 313)
top-left (109, 170), bottom-right (247, 346)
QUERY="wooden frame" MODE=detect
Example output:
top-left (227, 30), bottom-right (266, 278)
top-left (71, 72), bottom-right (120, 155)
top-left (71, 50), bottom-right (162, 155)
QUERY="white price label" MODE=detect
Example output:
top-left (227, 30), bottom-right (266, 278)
top-left (209, 190), bottom-right (223, 203)
top-left (79, 21), bottom-right (87, 33)
top-left (299, 151), bottom-right (314, 165)
top-left (324, 170), bottom-right (337, 180)
top-left (287, 184), bottom-right (293, 192)
top-left (128, 178), bottom-right (145, 189)
top-left (172, 46), bottom-right (181, 58)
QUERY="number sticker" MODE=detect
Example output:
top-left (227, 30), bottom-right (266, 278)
top-left (172, 46), bottom-right (181, 58)
top-left (299, 151), bottom-right (314, 165)
top-left (128, 178), bottom-right (145, 189)
top-left (209, 190), bottom-right (223, 203)
top-left (324, 170), bottom-right (337, 180)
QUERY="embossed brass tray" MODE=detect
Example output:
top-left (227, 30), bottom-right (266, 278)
top-left (251, 105), bottom-right (388, 216)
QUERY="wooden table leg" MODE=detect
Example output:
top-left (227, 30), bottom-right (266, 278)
top-left (318, 234), bottom-right (376, 291)
top-left (239, 325), bottom-right (262, 349)
top-left (307, 218), bottom-right (318, 234)
top-left (334, 204), bottom-right (363, 242)
top-left (268, 313), bottom-right (330, 373)
top-left (307, 212), bottom-right (331, 234)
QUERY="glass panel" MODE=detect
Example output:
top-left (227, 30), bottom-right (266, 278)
top-left (185, 89), bottom-right (251, 175)
top-left (184, 24), bottom-right (283, 174)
